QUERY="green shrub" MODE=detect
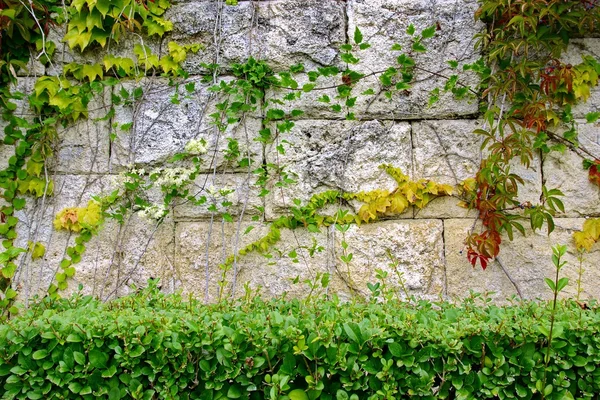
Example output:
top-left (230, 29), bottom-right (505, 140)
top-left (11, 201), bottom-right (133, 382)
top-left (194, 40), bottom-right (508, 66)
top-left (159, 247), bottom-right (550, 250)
top-left (1, 284), bottom-right (599, 399)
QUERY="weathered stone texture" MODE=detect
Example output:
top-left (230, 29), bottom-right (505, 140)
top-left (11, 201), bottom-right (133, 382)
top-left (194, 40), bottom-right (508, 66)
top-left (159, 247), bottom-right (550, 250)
top-left (412, 120), bottom-right (542, 218)
top-left (336, 220), bottom-right (446, 299)
top-left (347, 0), bottom-right (483, 119)
top-left (12, 174), bottom-right (175, 300)
top-left (5, 2), bottom-right (600, 303)
top-left (166, 0), bottom-right (345, 73)
top-left (173, 172), bottom-right (264, 221)
top-left (110, 77), bottom-right (263, 171)
top-left (165, 1), bottom-right (256, 74)
top-left (445, 218), bottom-right (600, 301)
top-left (174, 218), bottom-right (444, 302)
top-left (52, 89), bottom-right (111, 174)
top-left (264, 119), bottom-right (413, 218)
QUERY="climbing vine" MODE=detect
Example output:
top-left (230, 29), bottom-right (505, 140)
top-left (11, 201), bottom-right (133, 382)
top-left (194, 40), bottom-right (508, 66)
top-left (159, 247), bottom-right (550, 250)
top-left (463, 0), bottom-right (600, 269)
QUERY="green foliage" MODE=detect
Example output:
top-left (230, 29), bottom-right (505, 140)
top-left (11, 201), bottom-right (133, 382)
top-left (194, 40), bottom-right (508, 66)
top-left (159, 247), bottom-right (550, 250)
top-left (1, 284), bottom-right (600, 399)
top-left (64, 0), bottom-right (173, 51)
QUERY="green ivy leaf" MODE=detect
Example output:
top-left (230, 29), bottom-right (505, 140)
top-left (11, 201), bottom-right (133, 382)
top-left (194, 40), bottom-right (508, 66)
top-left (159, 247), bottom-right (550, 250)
top-left (421, 26), bottom-right (436, 39)
top-left (353, 27), bottom-right (363, 44)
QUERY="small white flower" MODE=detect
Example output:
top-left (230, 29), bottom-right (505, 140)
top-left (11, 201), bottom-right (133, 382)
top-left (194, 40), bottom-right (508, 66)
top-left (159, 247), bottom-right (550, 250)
top-left (155, 167), bottom-right (195, 189)
top-left (137, 204), bottom-right (167, 221)
top-left (185, 138), bottom-right (208, 155)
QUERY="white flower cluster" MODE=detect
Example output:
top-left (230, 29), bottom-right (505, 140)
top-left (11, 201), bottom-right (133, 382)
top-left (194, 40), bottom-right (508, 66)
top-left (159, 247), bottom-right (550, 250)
top-left (185, 138), bottom-right (208, 155)
top-left (137, 204), bottom-right (167, 221)
top-left (113, 167), bottom-right (146, 187)
top-left (153, 167), bottom-right (195, 189)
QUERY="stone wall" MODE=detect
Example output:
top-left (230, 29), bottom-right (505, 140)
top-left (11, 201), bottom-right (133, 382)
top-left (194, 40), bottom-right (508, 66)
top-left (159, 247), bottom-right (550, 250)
top-left (7, 0), bottom-right (600, 303)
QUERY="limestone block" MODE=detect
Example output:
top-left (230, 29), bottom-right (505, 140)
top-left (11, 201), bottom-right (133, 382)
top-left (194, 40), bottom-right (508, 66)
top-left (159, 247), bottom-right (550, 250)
top-left (110, 77), bottom-right (263, 172)
top-left (173, 172), bottom-right (264, 220)
top-left (264, 75), bottom-right (341, 120)
top-left (354, 75), bottom-right (480, 120)
top-left (543, 121), bottom-right (600, 217)
top-left (166, 0), bottom-right (345, 73)
top-left (0, 78), bottom-right (110, 173)
top-left (412, 120), bottom-right (543, 218)
top-left (0, 145), bottom-right (13, 171)
top-left (175, 220), bottom-right (331, 302)
top-left (347, 0), bottom-right (483, 119)
top-left (254, 0), bottom-right (346, 71)
top-left (0, 78), bottom-right (37, 142)
top-left (51, 88), bottom-right (111, 174)
top-left (174, 217), bottom-right (444, 302)
top-left (12, 174), bottom-right (114, 298)
top-left (562, 38), bottom-right (600, 66)
top-left (334, 219), bottom-right (446, 299)
top-left (561, 39), bottom-right (600, 119)
top-left (264, 120), bottom-right (413, 218)
top-left (164, 1), bottom-right (256, 74)
top-left (444, 218), bottom-right (600, 301)
top-left (16, 51), bottom-right (45, 77)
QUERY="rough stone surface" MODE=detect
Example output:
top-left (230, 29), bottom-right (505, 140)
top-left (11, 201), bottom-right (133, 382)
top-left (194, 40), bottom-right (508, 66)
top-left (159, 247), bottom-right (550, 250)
top-left (175, 221), bottom-right (329, 302)
top-left (543, 121), bottom-right (600, 217)
top-left (335, 219), bottom-right (446, 299)
top-left (175, 218), bottom-right (444, 302)
top-left (165, 1), bottom-right (256, 74)
top-left (347, 0), bottom-right (483, 119)
top-left (445, 218), bottom-right (600, 301)
top-left (412, 120), bottom-right (543, 218)
top-left (173, 173), bottom-right (264, 220)
top-left (254, 0), bottom-right (346, 71)
top-left (12, 174), bottom-right (175, 300)
top-left (166, 0), bottom-right (345, 73)
top-left (264, 119), bottom-right (413, 218)
top-left (110, 77), bottom-right (263, 171)
top-left (52, 89), bottom-right (111, 174)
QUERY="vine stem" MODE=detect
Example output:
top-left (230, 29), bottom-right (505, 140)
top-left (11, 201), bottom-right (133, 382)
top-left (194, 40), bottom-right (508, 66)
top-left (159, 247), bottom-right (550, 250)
top-left (271, 65), bottom-right (478, 95)
top-left (495, 256), bottom-right (523, 299)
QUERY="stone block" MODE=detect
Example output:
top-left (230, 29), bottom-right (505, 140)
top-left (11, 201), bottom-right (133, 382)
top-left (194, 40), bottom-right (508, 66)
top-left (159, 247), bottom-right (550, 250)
top-left (412, 119), bottom-right (543, 218)
top-left (166, 0), bottom-right (345, 73)
top-left (173, 172), bottom-right (264, 220)
top-left (334, 219), bottom-right (446, 299)
top-left (16, 51), bottom-right (45, 77)
top-left (164, 1), bottom-right (256, 74)
top-left (444, 218), bottom-right (600, 301)
top-left (110, 77), bottom-right (263, 172)
top-left (263, 119), bottom-right (413, 218)
top-left (174, 217), bottom-right (444, 302)
top-left (347, 0), bottom-right (483, 119)
top-left (51, 88), bottom-right (111, 174)
top-left (254, 0), bottom-right (346, 71)
top-left (543, 121), bottom-right (600, 217)
top-left (175, 220), bottom-right (330, 302)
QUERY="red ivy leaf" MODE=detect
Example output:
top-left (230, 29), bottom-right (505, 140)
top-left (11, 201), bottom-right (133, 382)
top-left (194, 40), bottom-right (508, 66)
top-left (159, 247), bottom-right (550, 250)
top-left (467, 249), bottom-right (490, 270)
top-left (589, 164), bottom-right (600, 187)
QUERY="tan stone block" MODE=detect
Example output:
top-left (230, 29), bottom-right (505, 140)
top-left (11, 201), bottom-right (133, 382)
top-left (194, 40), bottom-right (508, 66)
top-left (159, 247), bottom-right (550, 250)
top-left (444, 218), bottom-right (600, 301)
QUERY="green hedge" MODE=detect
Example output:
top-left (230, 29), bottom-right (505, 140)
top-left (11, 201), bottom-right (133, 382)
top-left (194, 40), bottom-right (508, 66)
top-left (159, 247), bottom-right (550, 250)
top-left (1, 286), bottom-right (599, 400)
